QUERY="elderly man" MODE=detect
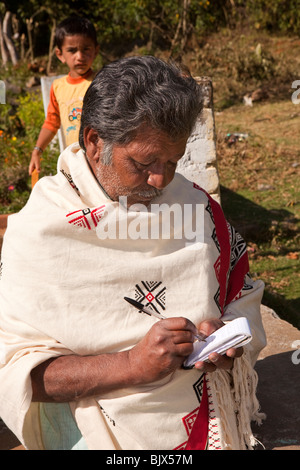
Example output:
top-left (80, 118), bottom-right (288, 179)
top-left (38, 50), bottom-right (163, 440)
top-left (0, 56), bottom-right (266, 450)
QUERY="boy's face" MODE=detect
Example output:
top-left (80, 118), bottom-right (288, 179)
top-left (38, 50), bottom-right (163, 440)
top-left (56, 34), bottom-right (99, 78)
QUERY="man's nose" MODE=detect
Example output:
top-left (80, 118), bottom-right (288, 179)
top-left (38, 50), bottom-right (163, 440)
top-left (147, 163), bottom-right (169, 189)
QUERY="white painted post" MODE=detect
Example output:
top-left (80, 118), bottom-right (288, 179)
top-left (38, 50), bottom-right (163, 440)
top-left (177, 77), bottom-right (220, 203)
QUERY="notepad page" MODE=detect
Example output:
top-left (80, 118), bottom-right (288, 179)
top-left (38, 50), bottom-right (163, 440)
top-left (183, 317), bottom-right (252, 368)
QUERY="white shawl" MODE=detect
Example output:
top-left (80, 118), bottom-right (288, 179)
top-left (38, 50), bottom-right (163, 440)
top-left (0, 143), bottom-right (266, 450)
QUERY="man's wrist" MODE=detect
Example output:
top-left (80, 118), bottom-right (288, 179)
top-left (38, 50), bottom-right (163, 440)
top-left (33, 146), bottom-right (43, 154)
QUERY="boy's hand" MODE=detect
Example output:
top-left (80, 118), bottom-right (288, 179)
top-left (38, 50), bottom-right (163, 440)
top-left (29, 151), bottom-right (41, 175)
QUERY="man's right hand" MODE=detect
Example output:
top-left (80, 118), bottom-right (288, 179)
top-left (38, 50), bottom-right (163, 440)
top-left (128, 317), bottom-right (197, 384)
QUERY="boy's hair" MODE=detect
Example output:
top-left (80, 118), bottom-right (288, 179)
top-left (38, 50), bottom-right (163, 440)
top-left (55, 16), bottom-right (98, 50)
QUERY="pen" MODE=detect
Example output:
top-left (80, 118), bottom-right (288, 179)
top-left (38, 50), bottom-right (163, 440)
top-left (124, 297), bottom-right (206, 342)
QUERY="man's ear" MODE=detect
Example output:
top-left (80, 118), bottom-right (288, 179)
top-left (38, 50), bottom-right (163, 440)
top-left (84, 127), bottom-right (103, 164)
top-left (55, 47), bottom-right (65, 64)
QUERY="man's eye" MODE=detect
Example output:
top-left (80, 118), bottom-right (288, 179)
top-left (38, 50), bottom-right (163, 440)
top-left (136, 162), bottom-right (150, 168)
top-left (133, 160), bottom-right (177, 170)
top-left (133, 160), bottom-right (151, 169)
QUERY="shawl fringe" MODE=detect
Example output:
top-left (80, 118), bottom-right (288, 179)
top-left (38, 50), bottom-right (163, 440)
top-left (207, 350), bottom-right (266, 450)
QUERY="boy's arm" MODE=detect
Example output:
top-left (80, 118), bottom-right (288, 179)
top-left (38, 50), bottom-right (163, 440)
top-left (29, 128), bottom-right (56, 175)
top-left (29, 84), bottom-right (61, 175)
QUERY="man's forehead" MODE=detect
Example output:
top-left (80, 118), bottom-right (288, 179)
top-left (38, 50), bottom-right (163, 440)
top-left (121, 126), bottom-right (188, 155)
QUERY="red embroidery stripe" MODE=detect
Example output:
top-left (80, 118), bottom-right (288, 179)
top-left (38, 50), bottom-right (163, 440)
top-left (194, 185), bottom-right (231, 316)
top-left (225, 251), bottom-right (249, 306)
top-left (185, 377), bottom-right (208, 450)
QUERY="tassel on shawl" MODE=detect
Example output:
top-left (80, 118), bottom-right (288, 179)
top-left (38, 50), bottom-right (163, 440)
top-left (206, 350), bottom-right (266, 450)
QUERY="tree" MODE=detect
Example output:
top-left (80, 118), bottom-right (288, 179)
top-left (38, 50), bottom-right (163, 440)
top-left (0, 9), bottom-right (18, 65)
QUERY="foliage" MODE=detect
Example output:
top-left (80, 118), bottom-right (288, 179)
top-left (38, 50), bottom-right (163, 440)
top-left (245, 0), bottom-right (300, 35)
top-left (0, 90), bottom-right (58, 213)
top-left (2, 0), bottom-right (299, 66)
top-left (235, 43), bottom-right (276, 82)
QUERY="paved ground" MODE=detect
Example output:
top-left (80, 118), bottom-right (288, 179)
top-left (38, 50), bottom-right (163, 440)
top-left (253, 305), bottom-right (300, 450)
top-left (0, 304), bottom-right (299, 451)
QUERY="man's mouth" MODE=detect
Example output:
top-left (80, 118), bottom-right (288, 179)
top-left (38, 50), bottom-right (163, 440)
top-left (125, 188), bottom-right (164, 206)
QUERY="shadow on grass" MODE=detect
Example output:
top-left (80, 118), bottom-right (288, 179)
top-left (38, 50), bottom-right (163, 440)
top-left (220, 185), bottom-right (300, 329)
top-left (220, 185), bottom-right (297, 243)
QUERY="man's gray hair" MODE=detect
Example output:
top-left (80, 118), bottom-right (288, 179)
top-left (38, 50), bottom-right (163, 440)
top-left (79, 56), bottom-right (203, 157)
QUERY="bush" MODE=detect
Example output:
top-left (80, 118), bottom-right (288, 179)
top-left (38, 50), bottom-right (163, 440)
top-left (0, 90), bottom-right (59, 214)
top-left (236, 43), bottom-right (276, 82)
top-left (246, 0), bottom-right (300, 34)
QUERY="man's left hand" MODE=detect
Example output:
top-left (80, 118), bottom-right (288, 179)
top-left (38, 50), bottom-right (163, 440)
top-left (194, 318), bottom-right (244, 372)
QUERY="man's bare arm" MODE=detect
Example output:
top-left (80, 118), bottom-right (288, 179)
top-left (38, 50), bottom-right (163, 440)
top-left (30, 351), bottom-right (136, 402)
top-left (30, 317), bottom-right (243, 402)
top-left (31, 317), bottom-right (197, 403)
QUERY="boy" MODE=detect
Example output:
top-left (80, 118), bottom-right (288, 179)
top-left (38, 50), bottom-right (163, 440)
top-left (29, 16), bottom-right (99, 175)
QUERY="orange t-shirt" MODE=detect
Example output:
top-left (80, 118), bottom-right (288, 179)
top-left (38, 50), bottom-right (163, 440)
top-left (42, 70), bottom-right (94, 147)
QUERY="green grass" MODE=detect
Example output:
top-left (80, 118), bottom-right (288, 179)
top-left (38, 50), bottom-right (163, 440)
top-left (216, 99), bottom-right (299, 328)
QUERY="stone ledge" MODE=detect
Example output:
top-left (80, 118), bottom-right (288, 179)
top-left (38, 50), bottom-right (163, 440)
top-left (253, 305), bottom-right (300, 450)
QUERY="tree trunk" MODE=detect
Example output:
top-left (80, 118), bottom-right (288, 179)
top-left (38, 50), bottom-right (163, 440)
top-left (3, 11), bottom-right (18, 65)
top-left (26, 18), bottom-right (34, 62)
top-left (0, 16), bottom-right (9, 66)
top-left (181, 0), bottom-right (191, 50)
top-left (169, 17), bottom-right (182, 57)
top-left (47, 18), bottom-right (56, 75)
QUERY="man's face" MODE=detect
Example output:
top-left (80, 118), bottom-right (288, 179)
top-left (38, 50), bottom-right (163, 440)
top-left (86, 125), bottom-right (188, 207)
top-left (56, 34), bottom-right (98, 78)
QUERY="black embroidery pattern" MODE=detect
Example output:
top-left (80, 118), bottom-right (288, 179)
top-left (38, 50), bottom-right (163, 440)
top-left (193, 374), bottom-right (205, 403)
top-left (60, 168), bottom-right (80, 195)
top-left (135, 281), bottom-right (166, 314)
top-left (227, 224), bottom-right (247, 272)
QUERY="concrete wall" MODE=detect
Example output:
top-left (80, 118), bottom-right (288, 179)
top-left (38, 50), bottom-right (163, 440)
top-left (177, 77), bottom-right (220, 203)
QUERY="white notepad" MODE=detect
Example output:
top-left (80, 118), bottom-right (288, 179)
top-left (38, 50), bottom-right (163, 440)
top-left (183, 317), bottom-right (252, 368)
